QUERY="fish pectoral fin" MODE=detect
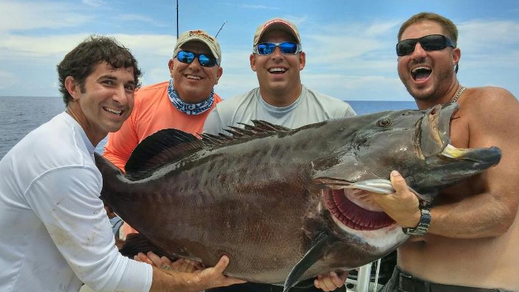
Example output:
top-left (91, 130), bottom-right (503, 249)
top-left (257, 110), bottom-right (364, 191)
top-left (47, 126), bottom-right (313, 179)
top-left (283, 232), bottom-right (330, 292)
top-left (312, 155), bottom-right (373, 185)
top-left (120, 233), bottom-right (176, 260)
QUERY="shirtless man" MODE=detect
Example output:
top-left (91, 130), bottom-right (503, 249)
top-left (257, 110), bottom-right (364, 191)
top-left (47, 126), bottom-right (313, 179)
top-left (372, 12), bottom-right (519, 292)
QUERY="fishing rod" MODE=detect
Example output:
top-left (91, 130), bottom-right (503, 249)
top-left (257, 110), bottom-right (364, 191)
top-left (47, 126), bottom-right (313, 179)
top-left (175, 1), bottom-right (226, 39)
top-left (176, 0), bottom-right (179, 39)
top-left (215, 21), bottom-right (227, 38)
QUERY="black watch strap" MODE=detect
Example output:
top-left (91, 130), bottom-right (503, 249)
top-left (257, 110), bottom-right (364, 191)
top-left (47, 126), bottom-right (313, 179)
top-left (402, 205), bottom-right (431, 236)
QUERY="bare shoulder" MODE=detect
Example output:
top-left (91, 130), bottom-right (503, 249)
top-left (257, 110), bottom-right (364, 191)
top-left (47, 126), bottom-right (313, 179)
top-left (454, 86), bottom-right (519, 150)
top-left (464, 86), bottom-right (517, 110)
top-left (461, 87), bottom-right (518, 122)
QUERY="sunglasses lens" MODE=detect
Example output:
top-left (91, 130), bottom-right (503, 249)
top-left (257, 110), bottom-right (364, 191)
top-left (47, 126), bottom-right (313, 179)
top-left (396, 40), bottom-right (417, 56)
top-left (257, 43), bottom-right (275, 55)
top-left (177, 51), bottom-right (195, 64)
top-left (420, 35), bottom-right (447, 51)
top-left (198, 54), bottom-right (217, 67)
top-left (279, 42), bottom-right (299, 54)
top-left (177, 50), bottom-right (217, 67)
top-left (256, 42), bottom-right (300, 55)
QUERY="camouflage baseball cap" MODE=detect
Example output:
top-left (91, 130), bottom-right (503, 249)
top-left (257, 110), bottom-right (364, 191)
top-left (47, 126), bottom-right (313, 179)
top-left (253, 18), bottom-right (302, 46)
top-left (174, 29), bottom-right (221, 64)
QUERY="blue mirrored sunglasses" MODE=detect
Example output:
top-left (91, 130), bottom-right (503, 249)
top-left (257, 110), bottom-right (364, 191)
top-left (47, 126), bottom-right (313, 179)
top-left (254, 42), bottom-right (301, 55)
top-left (175, 50), bottom-right (219, 67)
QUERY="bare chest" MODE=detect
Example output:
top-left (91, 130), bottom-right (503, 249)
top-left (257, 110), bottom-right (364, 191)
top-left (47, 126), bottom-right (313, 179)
top-left (449, 112), bottom-right (470, 148)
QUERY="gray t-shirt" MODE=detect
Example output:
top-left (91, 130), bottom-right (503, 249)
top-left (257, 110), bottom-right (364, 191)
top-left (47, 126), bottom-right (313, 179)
top-left (203, 85), bottom-right (356, 135)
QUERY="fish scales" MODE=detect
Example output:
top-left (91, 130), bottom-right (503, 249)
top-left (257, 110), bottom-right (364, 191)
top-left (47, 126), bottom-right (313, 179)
top-left (96, 103), bottom-right (502, 289)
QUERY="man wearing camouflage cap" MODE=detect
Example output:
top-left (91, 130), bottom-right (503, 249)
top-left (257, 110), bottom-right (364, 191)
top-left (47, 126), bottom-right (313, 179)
top-left (104, 29), bottom-right (224, 235)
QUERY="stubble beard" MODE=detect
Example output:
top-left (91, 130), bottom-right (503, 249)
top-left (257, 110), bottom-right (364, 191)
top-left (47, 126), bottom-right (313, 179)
top-left (403, 67), bottom-right (455, 103)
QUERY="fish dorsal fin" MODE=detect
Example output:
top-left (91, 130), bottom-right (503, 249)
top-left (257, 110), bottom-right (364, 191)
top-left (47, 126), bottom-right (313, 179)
top-left (246, 120), bottom-right (291, 132)
top-left (199, 120), bottom-right (292, 146)
top-left (125, 128), bottom-right (204, 179)
top-left (283, 232), bottom-right (330, 292)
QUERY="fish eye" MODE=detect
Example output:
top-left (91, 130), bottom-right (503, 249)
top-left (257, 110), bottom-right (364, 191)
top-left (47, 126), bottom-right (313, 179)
top-left (377, 118), bottom-right (392, 128)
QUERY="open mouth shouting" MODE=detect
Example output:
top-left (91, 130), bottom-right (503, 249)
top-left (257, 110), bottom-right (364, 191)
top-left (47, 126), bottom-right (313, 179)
top-left (411, 66), bottom-right (432, 82)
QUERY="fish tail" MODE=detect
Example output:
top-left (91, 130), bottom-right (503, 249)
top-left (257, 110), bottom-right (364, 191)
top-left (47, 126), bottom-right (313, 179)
top-left (94, 153), bottom-right (129, 203)
top-left (94, 153), bottom-right (123, 180)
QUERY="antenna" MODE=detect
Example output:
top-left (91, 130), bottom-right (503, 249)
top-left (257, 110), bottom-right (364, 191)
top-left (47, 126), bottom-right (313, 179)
top-left (215, 21), bottom-right (227, 38)
top-left (176, 0), bottom-right (179, 39)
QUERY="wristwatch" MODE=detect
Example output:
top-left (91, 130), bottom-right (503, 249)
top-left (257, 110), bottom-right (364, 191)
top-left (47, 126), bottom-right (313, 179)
top-left (402, 204), bottom-right (431, 236)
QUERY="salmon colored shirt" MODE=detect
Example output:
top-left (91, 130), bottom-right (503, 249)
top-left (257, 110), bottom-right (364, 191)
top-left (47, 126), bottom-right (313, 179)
top-left (103, 81), bottom-right (222, 236)
top-left (104, 81), bottom-right (222, 170)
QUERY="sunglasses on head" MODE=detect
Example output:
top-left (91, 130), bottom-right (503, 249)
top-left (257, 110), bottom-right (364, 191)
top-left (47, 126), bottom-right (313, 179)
top-left (396, 34), bottom-right (456, 56)
top-left (175, 50), bottom-right (218, 67)
top-left (254, 42), bottom-right (301, 55)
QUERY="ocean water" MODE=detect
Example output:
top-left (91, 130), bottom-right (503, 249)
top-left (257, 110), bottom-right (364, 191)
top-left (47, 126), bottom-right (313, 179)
top-left (0, 96), bottom-right (416, 159)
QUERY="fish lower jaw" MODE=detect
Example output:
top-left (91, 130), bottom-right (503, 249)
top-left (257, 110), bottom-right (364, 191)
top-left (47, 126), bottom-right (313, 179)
top-left (323, 189), bottom-right (394, 231)
top-left (330, 215), bottom-right (407, 250)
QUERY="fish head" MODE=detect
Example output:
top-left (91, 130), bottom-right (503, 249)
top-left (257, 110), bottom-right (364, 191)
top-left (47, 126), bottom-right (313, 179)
top-left (340, 102), bottom-right (502, 196)
top-left (310, 102), bottom-right (501, 265)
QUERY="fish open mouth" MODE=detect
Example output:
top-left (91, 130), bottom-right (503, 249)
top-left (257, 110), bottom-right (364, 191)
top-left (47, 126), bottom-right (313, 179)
top-left (323, 189), bottom-right (395, 231)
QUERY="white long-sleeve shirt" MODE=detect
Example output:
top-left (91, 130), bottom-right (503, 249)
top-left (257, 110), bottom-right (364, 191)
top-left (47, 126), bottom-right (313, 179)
top-left (0, 112), bottom-right (152, 292)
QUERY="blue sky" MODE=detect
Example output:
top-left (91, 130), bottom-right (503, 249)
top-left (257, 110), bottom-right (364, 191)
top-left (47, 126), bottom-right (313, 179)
top-left (0, 0), bottom-right (518, 101)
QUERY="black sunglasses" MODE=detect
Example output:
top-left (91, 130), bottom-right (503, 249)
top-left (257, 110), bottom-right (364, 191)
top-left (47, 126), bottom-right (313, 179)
top-left (254, 42), bottom-right (301, 55)
top-left (396, 34), bottom-right (456, 57)
top-left (175, 50), bottom-right (219, 67)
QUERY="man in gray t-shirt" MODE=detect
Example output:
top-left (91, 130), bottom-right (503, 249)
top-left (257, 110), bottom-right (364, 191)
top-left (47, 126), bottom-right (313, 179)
top-left (204, 18), bottom-right (353, 292)
top-left (203, 17), bottom-right (355, 136)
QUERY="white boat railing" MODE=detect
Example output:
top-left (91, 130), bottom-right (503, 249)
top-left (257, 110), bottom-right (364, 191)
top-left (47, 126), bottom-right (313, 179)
top-left (346, 259), bottom-right (382, 292)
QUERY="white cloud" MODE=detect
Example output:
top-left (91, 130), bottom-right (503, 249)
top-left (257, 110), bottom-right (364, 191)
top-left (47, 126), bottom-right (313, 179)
top-left (111, 34), bottom-right (178, 57)
top-left (456, 20), bottom-right (519, 71)
top-left (0, 33), bottom-right (177, 61)
top-left (0, 32), bottom-right (179, 96)
top-left (0, 34), bottom-right (89, 60)
top-left (82, 0), bottom-right (104, 7)
top-left (241, 4), bottom-right (280, 10)
top-left (459, 20), bottom-right (519, 47)
top-left (363, 20), bottom-right (401, 38)
top-left (303, 20), bottom-right (398, 72)
top-left (282, 15), bottom-right (309, 27)
top-left (117, 14), bottom-right (167, 27)
top-left (0, 0), bottom-right (93, 32)
top-left (301, 73), bottom-right (407, 101)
